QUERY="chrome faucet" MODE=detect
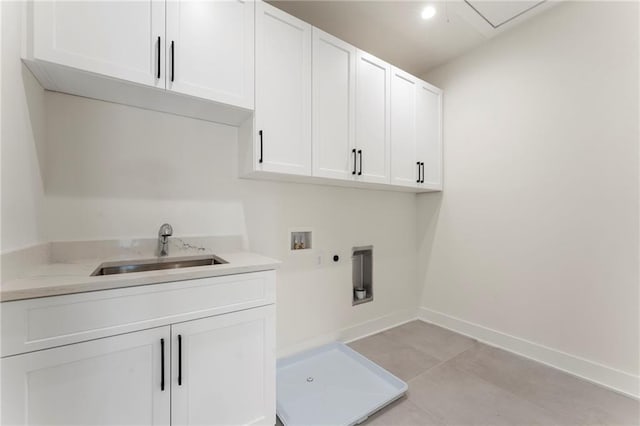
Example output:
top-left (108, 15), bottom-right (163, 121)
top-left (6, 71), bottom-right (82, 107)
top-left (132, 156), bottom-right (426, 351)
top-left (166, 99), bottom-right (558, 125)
top-left (157, 223), bottom-right (173, 257)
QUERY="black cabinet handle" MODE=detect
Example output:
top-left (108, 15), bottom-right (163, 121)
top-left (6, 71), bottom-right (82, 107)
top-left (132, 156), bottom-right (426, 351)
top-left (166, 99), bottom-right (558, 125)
top-left (352, 149), bottom-right (357, 175)
top-left (156, 36), bottom-right (161, 79)
top-left (416, 161), bottom-right (421, 183)
top-left (170, 41), bottom-right (175, 82)
top-left (259, 130), bottom-right (263, 163)
top-left (160, 338), bottom-right (165, 391)
top-left (357, 150), bottom-right (362, 176)
top-left (177, 334), bottom-right (182, 386)
top-left (420, 162), bottom-right (425, 183)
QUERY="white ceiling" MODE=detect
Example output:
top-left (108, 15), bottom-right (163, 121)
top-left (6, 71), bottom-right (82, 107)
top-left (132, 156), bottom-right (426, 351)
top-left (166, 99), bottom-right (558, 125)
top-left (267, 0), bottom-right (559, 76)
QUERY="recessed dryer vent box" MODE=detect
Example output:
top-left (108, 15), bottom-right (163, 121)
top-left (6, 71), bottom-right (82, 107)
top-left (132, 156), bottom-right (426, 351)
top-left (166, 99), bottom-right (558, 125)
top-left (352, 246), bottom-right (373, 306)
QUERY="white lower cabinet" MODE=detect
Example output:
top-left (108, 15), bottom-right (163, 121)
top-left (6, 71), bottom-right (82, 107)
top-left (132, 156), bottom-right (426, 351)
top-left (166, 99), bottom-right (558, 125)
top-left (172, 306), bottom-right (275, 426)
top-left (1, 326), bottom-right (171, 426)
top-left (1, 272), bottom-right (276, 426)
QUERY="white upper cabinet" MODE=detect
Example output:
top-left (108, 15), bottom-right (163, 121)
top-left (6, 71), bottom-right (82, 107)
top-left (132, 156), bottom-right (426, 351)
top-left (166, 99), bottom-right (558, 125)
top-left (390, 67), bottom-right (419, 188)
top-left (417, 81), bottom-right (443, 189)
top-left (355, 50), bottom-right (391, 184)
top-left (24, 0), bottom-right (255, 124)
top-left (312, 28), bottom-right (356, 180)
top-left (254, 2), bottom-right (312, 176)
top-left (31, 0), bottom-right (165, 88)
top-left (166, 0), bottom-right (254, 109)
top-left (29, 0), bottom-right (442, 191)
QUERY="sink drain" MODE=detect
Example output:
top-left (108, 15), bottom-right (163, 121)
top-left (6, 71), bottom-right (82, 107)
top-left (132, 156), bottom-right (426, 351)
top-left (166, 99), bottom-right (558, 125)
top-left (306, 376), bottom-right (314, 383)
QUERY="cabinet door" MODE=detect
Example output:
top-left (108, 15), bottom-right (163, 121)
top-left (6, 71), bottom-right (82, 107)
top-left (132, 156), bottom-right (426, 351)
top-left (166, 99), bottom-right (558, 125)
top-left (255, 2), bottom-right (312, 176)
top-left (32, 0), bottom-right (165, 88)
top-left (1, 327), bottom-right (170, 426)
top-left (390, 67), bottom-right (419, 188)
top-left (312, 28), bottom-right (356, 180)
top-left (355, 50), bottom-right (391, 184)
top-left (416, 80), bottom-right (443, 189)
top-left (171, 306), bottom-right (276, 426)
top-left (166, 0), bottom-right (254, 109)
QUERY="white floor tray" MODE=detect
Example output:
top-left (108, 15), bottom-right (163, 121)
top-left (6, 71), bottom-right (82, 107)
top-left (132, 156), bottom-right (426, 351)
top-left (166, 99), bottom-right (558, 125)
top-left (276, 342), bottom-right (408, 426)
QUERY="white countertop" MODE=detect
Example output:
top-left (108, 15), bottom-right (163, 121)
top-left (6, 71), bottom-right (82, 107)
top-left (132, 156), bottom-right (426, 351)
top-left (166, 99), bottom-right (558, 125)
top-left (1, 251), bottom-right (280, 302)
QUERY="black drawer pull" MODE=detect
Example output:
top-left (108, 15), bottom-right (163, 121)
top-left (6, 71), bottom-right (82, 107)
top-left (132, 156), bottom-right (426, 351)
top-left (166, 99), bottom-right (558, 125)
top-left (177, 334), bottom-right (182, 386)
top-left (156, 36), bottom-right (161, 79)
top-left (160, 338), bottom-right (165, 391)
top-left (352, 149), bottom-right (357, 175)
top-left (171, 41), bottom-right (175, 82)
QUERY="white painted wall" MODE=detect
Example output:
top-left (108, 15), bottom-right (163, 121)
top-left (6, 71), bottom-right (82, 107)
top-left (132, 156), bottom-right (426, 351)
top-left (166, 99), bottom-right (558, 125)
top-left (43, 92), bottom-right (419, 354)
top-left (419, 0), bottom-right (639, 387)
top-left (0, 1), bottom-right (46, 252)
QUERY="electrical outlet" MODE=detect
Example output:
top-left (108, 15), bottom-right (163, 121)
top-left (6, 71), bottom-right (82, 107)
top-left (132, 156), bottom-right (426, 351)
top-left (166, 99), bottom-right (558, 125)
top-left (329, 250), bottom-right (344, 265)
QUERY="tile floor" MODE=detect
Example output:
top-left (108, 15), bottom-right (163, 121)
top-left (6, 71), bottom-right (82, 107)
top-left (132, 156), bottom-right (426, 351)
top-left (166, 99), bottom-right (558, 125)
top-left (347, 321), bottom-right (639, 426)
top-left (277, 320), bottom-right (639, 425)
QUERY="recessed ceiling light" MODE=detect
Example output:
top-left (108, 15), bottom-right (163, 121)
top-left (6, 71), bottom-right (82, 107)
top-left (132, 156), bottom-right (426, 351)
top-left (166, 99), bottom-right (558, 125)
top-left (421, 5), bottom-right (437, 20)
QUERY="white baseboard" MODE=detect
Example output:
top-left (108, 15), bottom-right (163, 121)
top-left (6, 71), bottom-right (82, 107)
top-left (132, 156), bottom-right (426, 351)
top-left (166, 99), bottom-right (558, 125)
top-left (418, 307), bottom-right (639, 399)
top-left (340, 308), bottom-right (418, 344)
top-left (277, 308), bottom-right (417, 359)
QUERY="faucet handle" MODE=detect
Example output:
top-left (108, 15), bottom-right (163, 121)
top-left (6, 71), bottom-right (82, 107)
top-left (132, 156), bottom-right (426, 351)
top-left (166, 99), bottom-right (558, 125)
top-left (159, 223), bottom-right (173, 237)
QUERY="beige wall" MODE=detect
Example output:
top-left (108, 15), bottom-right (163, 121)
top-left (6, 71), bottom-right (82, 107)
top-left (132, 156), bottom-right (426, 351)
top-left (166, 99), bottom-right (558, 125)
top-left (420, 0), bottom-right (639, 384)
